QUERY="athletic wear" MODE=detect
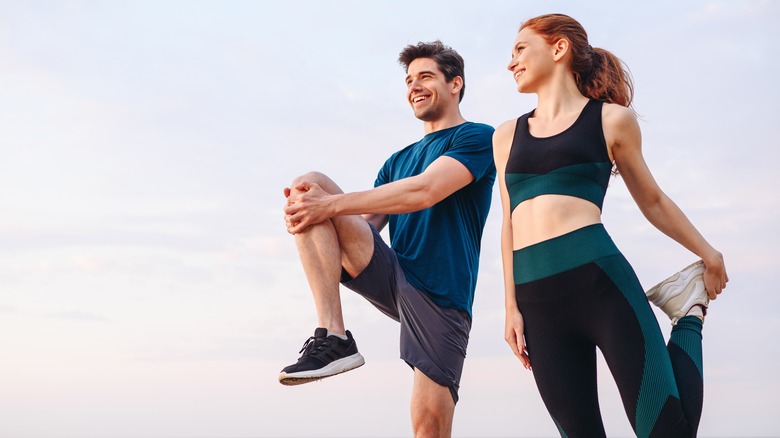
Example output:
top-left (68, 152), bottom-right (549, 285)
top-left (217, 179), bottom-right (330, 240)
top-left (514, 225), bottom-right (703, 437)
top-left (646, 260), bottom-right (708, 325)
top-left (376, 122), bottom-right (496, 316)
top-left (333, 122), bottom-right (493, 402)
top-left (505, 99), bottom-right (612, 213)
top-left (506, 101), bottom-right (705, 437)
top-left (278, 328), bottom-right (365, 386)
top-left (341, 224), bottom-right (471, 403)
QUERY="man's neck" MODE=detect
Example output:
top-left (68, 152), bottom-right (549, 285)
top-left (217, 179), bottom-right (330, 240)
top-left (422, 111), bottom-right (467, 135)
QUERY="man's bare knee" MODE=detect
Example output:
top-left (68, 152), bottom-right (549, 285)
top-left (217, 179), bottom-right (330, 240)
top-left (412, 404), bottom-right (451, 438)
top-left (290, 171), bottom-right (343, 195)
top-left (410, 371), bottom-right (454, 438)
top-left (290, 171), bottom-right (325, 187)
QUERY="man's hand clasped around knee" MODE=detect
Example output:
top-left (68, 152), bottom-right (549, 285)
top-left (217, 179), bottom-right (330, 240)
top-left (283, 181), bottom-right (338, 235)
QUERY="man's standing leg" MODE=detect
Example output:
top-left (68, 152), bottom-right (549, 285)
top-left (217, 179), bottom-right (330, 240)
top-left (278, 171), bottom-right (374, 384)
top-left (411, 370), bottom-right (455, 438)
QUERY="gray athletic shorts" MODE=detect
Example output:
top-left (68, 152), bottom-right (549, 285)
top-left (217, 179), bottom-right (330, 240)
top-left (340, 224), bottom-right (471, 404)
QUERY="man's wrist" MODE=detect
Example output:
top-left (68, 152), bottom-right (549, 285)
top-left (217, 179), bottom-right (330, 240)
top-left (329, 193), bottom-right (346, 217)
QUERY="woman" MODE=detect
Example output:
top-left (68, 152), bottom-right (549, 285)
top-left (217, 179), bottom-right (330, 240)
top-left (493, 14), bottom-right (728, 437)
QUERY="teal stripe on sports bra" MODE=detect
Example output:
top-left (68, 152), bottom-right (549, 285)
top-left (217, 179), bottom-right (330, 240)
top-left (506, 161), bottom-right (613, 213)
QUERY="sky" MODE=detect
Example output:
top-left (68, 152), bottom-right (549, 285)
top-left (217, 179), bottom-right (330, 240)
top-left (0, 1), bottom-right (778, 437)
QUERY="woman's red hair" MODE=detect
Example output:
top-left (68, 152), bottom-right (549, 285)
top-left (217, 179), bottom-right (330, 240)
top-left (521, 14), bottom-right (634, 107)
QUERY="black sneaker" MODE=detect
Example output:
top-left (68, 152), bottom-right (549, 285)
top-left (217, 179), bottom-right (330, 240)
top-left (278, 327), bottom-right (365, 386)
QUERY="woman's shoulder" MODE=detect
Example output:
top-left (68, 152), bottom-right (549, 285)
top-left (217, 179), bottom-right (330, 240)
top-left (601, 102), bottom-right (636, 127)
top-left (495, 118), bottom-right (518, 134)
top-left (493, 119), bottom-right (519, 148)
top-left (601, 102), bottom-right (641, 150)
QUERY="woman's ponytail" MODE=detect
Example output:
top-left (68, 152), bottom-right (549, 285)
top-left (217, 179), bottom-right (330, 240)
top-left (521, 14), bottom-right (634, 107)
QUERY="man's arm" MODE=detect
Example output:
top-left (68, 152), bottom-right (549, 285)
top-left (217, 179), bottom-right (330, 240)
top-left (363, 213), bottom-right (389, 232)
top-left (285, 156), bottom-right (473, 234)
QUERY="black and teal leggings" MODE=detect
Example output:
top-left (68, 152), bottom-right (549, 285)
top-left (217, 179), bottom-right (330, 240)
top-left (514, 224), bottom-right (704, 438)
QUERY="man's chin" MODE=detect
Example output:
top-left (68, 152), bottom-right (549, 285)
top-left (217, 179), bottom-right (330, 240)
top-left (414, 109), bottom-right (442, 122)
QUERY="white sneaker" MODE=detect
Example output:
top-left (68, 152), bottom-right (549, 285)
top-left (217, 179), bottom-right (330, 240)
top-left (646, 260), bottom-right (708, 325)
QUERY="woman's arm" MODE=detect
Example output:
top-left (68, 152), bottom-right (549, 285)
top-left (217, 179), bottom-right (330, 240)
top-left (604, 104), bottom-right (728, 298)
top-left (493, 120), bottom-right (531, 369)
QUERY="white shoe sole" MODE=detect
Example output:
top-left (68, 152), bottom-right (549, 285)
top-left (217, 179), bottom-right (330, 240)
top-left (278, 352), bottom-right (365, 386)
top-left (646, 260), bottom-right (707, 325)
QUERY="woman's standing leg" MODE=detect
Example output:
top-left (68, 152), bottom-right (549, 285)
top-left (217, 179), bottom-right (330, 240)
top-left (595, 254), bottom-right (701, 437)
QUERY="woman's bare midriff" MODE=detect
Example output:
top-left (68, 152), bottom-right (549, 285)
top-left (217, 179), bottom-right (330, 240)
top-left (511, 194), bottom-right (602, 250)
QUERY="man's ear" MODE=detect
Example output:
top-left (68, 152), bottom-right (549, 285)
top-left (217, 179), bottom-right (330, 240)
top-left (450, 76), bottom-right (463, 97)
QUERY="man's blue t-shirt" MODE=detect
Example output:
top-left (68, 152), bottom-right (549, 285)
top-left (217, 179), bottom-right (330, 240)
top-left (375, 122), bottom-right (495, 317)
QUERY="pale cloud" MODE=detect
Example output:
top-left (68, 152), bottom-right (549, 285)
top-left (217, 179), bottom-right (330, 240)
top-left (48, 310), bottom-right (110, 322)
top-left (696, 0), bottom-right (778, 20)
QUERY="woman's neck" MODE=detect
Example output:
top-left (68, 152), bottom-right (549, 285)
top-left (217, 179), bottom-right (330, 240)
top-left (533, 72), bottom-right (588, 121)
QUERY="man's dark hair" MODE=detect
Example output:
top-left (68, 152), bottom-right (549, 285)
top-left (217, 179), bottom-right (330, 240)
top-left (398, 40), bottom-right (465, 102)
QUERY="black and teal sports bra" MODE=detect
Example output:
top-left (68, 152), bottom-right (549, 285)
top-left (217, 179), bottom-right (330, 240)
top-left (505, 99), bottom-right (613, 214)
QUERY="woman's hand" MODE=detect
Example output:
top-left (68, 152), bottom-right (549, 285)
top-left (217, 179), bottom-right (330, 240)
top-left (506, 307), bottom-right (531, 370)
top-left (702, 250), bottom-right (729, 300)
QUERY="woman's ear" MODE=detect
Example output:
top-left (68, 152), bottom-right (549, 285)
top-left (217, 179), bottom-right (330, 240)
top-left (552, 38), bottom-right (570, 61)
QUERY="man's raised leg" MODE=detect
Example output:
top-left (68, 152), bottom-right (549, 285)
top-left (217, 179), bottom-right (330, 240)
top-left (278, 171), bottom-right (374, 385)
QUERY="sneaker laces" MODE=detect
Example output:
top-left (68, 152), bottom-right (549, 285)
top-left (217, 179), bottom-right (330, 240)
top-left (298, 335), bottom-right (333, 357)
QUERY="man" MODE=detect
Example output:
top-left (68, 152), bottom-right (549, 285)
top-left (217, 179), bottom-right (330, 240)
top-left (279, 40), bottom-right (495, 437)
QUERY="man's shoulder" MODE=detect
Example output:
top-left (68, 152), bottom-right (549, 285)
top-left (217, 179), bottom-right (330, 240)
top-left (453, 121), bottom-right (494, 137)
top-left (391, 121), bottom-right (495, 158)
top-left (448, 122), bottom-right (495, 150)
top-left (461, 121), bottom-right (495, 133)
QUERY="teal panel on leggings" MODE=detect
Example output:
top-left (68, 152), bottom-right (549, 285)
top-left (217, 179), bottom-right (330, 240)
top-left (513, 224), bottom-right (619, 284)
top-left (670, 316), bottom-right (704, 377)
top-left (552, 417), bottom-right (568, 438)
top-left (595, 256), bottom-right (679, 438)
